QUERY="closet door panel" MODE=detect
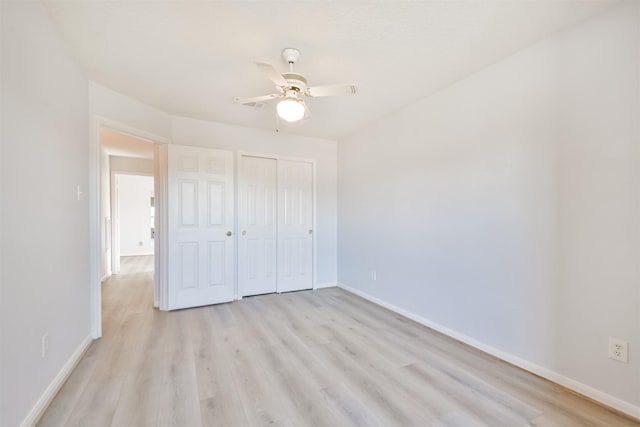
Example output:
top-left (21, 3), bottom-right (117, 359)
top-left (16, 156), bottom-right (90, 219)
top-left (277, 160), bottom-right (313, 292)
top-left (239, 156), bottom-right (278, 296)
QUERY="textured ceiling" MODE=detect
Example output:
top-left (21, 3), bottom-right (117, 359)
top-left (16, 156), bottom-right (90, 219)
top-left (46, 1), bottom-right (614, 140)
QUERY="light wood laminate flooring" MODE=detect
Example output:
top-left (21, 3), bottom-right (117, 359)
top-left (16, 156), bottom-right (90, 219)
top-left (38, 257), bottom-right (639, 426)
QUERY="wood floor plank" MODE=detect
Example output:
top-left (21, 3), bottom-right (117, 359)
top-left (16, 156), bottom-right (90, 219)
top-left (200, 393), bottom-right (249, 427)
top-left (109, 374), bottom-right (162, 427)
top-left (188, 307), bottom-right (235, 401)
top-left (224, 338), bottom-right (294, 427)
top-left (319, 383), bottom-right (384, 427)
top-left (312, 335), bottom-right (437, 426)
top-left (63, 377), bottom-right (124, 427)
top-left (155, 310), bottom-right (203, 427)
top-left (37, 256), bottom-right (640, 427)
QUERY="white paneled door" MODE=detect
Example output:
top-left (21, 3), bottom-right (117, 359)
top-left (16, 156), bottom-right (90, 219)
top-left (277, 160), bottom-right (313, 293)
top-left (167, 145), bottom-right (234, 310)
top-left (238, 156), bottom-right (277, 296)
top-left (239, 156), bottom-right (314, 296)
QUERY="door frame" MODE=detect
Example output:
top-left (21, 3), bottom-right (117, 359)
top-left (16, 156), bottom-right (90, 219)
top-left (236, 151), bottom-right (318, 297)
top-left (89, 115), bottom-right (170, 338)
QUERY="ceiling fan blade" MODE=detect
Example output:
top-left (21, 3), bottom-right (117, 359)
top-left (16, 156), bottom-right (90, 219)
top-left (255, 62), bottom-right (288, 87)
top-left (303, 102), bottom-right (311, 120)
top-left (233, 94), bottom-right (282, 105)
top-left (306, 84), bottom-right (357, 97)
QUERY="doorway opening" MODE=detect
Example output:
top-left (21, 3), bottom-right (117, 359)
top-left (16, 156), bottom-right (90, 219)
top-left (112, 173), bottom-right (154, 274)
top-left (99, 127), bottom-right (158, 330)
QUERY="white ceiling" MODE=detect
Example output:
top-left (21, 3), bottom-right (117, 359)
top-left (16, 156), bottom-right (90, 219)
top-left (46, 1), bottom-right (614, 140)
top-left (101, 128), bottom-right (154, 159)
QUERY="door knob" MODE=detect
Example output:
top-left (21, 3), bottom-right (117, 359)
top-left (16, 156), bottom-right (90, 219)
top-left (226, 231), bottom-right (232, 237)
top-left (308, 229), bottom-right (313, 235)
top-left (242, 230), bottom-right (247, 236)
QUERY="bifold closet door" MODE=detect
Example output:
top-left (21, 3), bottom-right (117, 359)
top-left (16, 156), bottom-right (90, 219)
top-left (167, 144), bottom-right (234, 310)
top-left (238, 156), bottom-right (277, 297)
top-left (277, 160), bottom-right (313, 292)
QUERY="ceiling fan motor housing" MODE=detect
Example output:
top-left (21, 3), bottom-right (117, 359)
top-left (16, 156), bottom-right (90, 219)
top-left (281, 72), bottom-right (307, 93)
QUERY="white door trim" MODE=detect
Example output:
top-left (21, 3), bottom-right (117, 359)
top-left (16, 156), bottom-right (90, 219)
top-left (237, 151), bottom-right (318, 291)
top-left (156, 145), bottom-right (169, 310)
top-left (89, 115), bottom-right (169, 338)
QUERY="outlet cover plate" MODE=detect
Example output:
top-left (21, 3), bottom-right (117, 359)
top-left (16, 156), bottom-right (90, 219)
top-left (608, 337), bottom-right (628, 363)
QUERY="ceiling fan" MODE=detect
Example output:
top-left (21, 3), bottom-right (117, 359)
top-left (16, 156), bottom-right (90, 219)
top-left (234, 48), bottom-right (357, 122)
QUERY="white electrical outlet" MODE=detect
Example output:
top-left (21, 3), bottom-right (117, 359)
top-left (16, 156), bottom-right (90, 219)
top-left (371, 271), bottom-right (377, 281)
top-left (76, 185), bottom-right (83, 201)
top-left (41, 333), bottom-right (49, 358)
top-left (608, 337), bottom-right (628, 363)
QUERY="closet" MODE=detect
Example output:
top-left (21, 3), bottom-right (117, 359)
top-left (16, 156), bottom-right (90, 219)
top-left (238, 155), bottom-right (314, 297)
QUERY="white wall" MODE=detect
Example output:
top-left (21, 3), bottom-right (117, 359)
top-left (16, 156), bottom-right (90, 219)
top-left (338, 0), bottom-right (640, 414)
top-left (0, 3), bottom-right (91, 426)
top-left (555, 1), bottom-right (640, 407)
top-left (117, 174), bottom-right (155, 256)
top-left (90, 82), bottom-right (172, 142)
top-left (171, 116), bottom-right (338, 286)
top-left (110, 156), bottom-right (154, 175)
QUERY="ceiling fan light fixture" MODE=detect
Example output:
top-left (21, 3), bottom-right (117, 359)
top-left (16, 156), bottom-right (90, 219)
top-left (235, 48), bottom-right (358, 124)
top-left (277, 98), bottom-right (305, 122)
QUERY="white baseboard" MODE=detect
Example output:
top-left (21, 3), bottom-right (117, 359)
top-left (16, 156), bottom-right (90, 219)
top-left (120, 253), bottom-right (154, 257)
top-left (101, 273), bottom-right (111, 282)
top-left (336, 282), bottom-right (640, 421)
top-left (20, 334), bottom-right (93, 427)
top-left (314, 282), bottom-right (338, 289)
